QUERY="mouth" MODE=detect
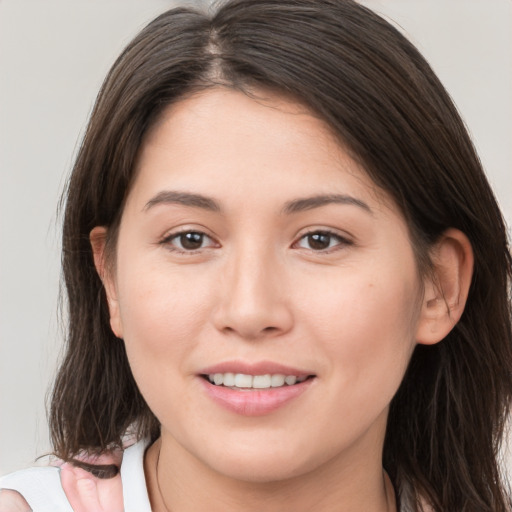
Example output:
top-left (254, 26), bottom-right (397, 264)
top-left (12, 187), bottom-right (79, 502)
top-left (201, 372), bottom-right (315, 390)
top-left (197, 363), bottom-right (317, 416)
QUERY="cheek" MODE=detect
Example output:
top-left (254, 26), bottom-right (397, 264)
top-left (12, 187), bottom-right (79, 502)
top-left (300, 261), bottom-right (420, 405)
top-left (114, 262), bottom-right (215, 425)
top-left (114, 251), bottom-right (213, 381)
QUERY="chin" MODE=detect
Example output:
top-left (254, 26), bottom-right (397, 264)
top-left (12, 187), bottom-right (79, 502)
top-left (211, 457), bottom-right (311, 484)
top-left (198, 437), bottom-right (329, 484)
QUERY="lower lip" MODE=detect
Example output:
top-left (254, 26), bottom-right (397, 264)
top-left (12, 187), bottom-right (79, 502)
top-left (199, 377), bottom-right (314, 416)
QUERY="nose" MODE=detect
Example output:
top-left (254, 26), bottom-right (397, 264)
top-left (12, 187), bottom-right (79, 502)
top-left (212, 245), bottom-right (294, 340)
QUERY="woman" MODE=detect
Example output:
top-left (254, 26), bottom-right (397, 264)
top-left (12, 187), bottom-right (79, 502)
top-left (1, 0), bottom-right (511, 510)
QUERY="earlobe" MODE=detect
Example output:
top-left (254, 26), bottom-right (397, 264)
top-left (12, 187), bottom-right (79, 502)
top-left (416, 228), bottom-right (474, 345)
top-left (90, 226), bottom-right (123, 339)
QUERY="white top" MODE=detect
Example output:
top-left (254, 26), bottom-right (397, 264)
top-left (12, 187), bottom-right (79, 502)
top-left (1, 440), bottom-right (419, 511)
top-left (0, 439), bottom-right (152, 512)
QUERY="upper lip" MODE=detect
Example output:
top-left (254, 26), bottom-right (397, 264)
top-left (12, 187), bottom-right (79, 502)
top-left (199, 360), bottom-right (315, 378)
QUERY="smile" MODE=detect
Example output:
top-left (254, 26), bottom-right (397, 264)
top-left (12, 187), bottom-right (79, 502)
top-left (199, 364), bottom-right (316, 416)
top-left (206, 373), bottom-right (310, 389)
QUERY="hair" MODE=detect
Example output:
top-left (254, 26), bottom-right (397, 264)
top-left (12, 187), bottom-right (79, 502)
top-left (50, 1), bottom-right (512, 510)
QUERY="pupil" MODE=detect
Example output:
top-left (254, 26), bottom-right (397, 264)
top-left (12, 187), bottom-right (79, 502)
top-left (180, 232), bottom-right (203, 250)
top-left (308, 233), bottom-right (330, 250)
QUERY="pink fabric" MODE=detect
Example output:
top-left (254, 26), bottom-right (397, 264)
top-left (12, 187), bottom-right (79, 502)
top-left (55, 451), bottom-right (124, 512)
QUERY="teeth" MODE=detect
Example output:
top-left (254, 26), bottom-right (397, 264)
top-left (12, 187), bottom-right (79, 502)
top-left (271, 374), bottom-right (285, 387)
top-left (253, 375), bottom-right (271, 388)
top-left (207, 373), bottom-right (308, 389)
top-left (234, 373), bottom-right (253, 388)
top-left (223, 372), bottom-right (235, 386)
top-left (284, 375), bottom-right (297, 385)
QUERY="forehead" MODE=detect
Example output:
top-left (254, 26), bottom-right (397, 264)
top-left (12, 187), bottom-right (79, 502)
top-left (131, 87), bottom-right (392, 214)
top-left (143, 87), bottom-right (338, 161)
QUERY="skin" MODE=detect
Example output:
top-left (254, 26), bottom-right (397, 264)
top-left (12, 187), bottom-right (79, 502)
top-left (0, 490), bottom-right (31, 512)
top-left (91, 88), bottom-right (473, 512)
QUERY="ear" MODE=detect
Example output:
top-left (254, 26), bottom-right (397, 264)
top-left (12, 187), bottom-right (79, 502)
top-left (416, 228), bottom-right (474, 345)
top-left (90, 226), bottom-right (123, 339)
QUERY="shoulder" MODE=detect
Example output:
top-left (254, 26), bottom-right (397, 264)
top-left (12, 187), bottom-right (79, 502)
top-left (0, 461), bottom-right (124, 512)
top-left (0, 438), bottom-right (150, 512)
top-left (0, 490), bottom-right (31, 512)
top-left (0, 466), bottom-right (70, 512)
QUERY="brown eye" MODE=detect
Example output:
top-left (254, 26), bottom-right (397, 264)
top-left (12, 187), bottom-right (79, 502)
top-left (165, 231), bottom-right (215, 252)
top-left (179, 232), bottom-right (204, 250)
top-left (296, 231), bottom-right (350, 251)
top-left (307, 233), bottom-right (332, 250)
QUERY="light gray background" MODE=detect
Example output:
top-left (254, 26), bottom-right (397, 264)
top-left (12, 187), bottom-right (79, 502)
top-left (1, 0), bottom-right (511, 475)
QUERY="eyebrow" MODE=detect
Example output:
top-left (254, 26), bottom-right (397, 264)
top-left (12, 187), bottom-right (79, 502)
top-left (143, 190), bottom-right (371, 215)
top-left (144, 191), bottom-right (221, 212)
top-left (282, 194), bottom-right (372, 215)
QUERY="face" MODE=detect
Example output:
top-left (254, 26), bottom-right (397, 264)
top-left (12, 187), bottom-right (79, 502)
top-left (101, 88), bottom-right (427, 482)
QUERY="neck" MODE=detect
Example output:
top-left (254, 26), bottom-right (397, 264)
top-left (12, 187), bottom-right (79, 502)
top-left (144, 431), bottom-right (396, 512)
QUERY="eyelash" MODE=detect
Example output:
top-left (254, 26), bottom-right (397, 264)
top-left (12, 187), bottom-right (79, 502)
top-left (160, 228), bottom-right (352, 255)
top-left (293, 230), bottom-right (353, 253)
top-left (160, 229), bottom-right (217, 253)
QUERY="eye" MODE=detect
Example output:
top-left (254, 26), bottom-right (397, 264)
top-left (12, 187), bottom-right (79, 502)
top-left (162, 230), bottom-right (216, 252)
top-left (295, 230), bottom-right (351, 251)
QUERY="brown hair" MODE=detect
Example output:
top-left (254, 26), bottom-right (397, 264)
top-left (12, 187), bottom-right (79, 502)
top-left (50, 1), bottom-right (512, 510)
